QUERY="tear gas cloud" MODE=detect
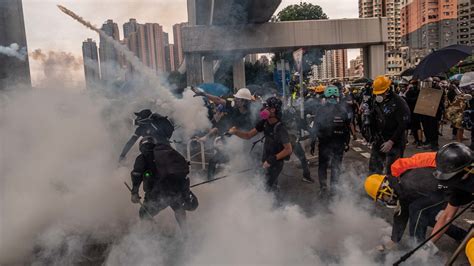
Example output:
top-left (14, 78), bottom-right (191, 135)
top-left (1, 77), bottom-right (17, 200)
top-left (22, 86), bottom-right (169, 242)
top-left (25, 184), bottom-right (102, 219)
top-left (0, 43), bottom-right (27, 60)
top-left (0, 78), bottom-right (397, 265)
top-left (0, 5), bottom-right (414, 266)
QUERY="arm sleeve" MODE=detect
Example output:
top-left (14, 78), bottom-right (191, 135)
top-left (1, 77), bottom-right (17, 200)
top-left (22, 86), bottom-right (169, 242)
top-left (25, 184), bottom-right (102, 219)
top-left (255, 120), bottom-right (265, 132)
top-left (391, 201), bottom-right (410, 242)
top-left (448, 189), bottom-right (473, 207)
top-left (130, 154), bottom-right (145, 194)
top-left (120, 134), bottom-right (139, 158)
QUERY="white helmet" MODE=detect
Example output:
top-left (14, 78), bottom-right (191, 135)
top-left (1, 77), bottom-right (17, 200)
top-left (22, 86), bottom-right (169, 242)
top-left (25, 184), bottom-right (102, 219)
top-left (233, 88), bottom-right (253, 101)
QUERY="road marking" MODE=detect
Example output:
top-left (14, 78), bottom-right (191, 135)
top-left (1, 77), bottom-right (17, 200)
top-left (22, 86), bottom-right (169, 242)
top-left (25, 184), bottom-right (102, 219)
top-left (352, 147), bottom-right (362, 152)
top-left (361, 152), bottom-right (371, 159)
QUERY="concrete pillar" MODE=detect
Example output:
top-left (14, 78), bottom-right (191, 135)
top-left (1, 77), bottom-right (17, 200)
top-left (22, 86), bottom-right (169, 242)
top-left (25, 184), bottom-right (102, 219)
top-left (186, 53), bottom-right (203, 86)
top-left (365, 44), bottom-right (386, 79)
top-left (202, 57), bottom-right (214, 83)
top-left (232, 57), bottom-right (246, 91)
top-left (187, 0), bottom-right (197, 25)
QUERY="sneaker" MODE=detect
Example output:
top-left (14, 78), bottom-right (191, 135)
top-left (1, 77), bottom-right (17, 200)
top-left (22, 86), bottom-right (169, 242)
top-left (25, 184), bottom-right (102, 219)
top-left (302, 176), bottom-right (315, 183)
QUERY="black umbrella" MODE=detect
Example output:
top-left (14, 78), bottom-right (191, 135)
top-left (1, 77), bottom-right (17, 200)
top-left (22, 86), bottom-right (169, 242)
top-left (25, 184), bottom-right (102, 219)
top-left (399, 67), bottom-right (414, 77)
top-left (413, 45), bottom-right (473, 80)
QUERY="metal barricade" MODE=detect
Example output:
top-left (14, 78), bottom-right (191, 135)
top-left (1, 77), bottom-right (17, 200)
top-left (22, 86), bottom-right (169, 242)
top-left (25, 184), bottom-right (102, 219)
top-left (187, 139), bottom-right (206, 170)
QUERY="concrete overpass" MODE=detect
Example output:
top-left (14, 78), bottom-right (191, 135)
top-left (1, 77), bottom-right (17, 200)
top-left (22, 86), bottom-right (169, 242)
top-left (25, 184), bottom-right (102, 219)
top-left (183, 0), bottom-right (388, 89)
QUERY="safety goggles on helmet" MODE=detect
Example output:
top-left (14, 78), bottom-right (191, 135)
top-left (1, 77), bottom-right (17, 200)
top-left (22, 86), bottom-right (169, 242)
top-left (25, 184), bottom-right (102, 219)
top-left (376, 180), bottom-right (397, 208)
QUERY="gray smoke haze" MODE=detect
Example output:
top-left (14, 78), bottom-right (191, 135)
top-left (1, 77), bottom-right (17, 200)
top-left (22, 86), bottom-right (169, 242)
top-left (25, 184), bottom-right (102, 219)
top-left (30, 49), bottom-right (84, 88)
top-left (0, 43), bottom-right (27, 60)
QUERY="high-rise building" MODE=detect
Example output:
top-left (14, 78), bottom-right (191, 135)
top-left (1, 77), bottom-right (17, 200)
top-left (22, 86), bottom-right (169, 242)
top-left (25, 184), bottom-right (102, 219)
top-left (99, 19), bottom-right (120, 83)
top-left (245, 54), bottom-right (259, 64)
top-left (401, 0), bottom-right (458, 66)
top-left (359, 0), bottom-right (403, 75)
top-left (333, 49), bottom-right (348, 79)
top-left (123, 18), bottom-right (139, 39)
top-left (311, 50), bottom-right (347, 80)
top-left (457, 0), bottom-right (474, 45)
top-left (348, 56), bottom-right (364, 77)
top-left (167, 45), bottom-right (177, 72)
top-left (143, 23), bottom-right (166, 72)
top-left (0, 0), bottom-right (31, 89)
top-left (82, 38), bottom-right (100, 89)
top-left (173, 22), bottom-right (188, 67)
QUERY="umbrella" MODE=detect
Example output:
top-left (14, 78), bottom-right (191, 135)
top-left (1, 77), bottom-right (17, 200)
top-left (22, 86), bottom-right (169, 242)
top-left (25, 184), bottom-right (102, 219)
top-left (399, 67), bottom-right (415, 77)
top-left (412, 45), bottom-right (473, 80)
top-left (449, 74), bottom-right (463, 81)
top-left (197, 83), bottom-right (231, 97)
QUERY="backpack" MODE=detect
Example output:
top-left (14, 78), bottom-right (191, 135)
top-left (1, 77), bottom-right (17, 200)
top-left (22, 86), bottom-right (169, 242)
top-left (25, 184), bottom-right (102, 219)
top-left (153, 143), bottom-right (189, 179)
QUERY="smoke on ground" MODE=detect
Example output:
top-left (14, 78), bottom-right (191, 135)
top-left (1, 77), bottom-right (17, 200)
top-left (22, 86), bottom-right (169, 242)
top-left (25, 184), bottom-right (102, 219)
top-left (0, 43), bottom-right (27, 60)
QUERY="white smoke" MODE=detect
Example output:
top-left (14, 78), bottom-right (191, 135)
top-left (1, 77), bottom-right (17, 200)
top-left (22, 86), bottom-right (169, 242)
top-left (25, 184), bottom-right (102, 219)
top-left (0, 43), bottom-right (27, 61)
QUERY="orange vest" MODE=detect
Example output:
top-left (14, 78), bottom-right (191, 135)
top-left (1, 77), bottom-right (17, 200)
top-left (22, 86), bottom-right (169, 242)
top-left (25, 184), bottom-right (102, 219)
top-left (391, 152), bottom-right (437, 177)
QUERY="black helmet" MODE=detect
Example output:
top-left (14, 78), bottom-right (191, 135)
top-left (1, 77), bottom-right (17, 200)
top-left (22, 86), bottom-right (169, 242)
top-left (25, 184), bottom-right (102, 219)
top-left (139, 136), bottom-right (156, 153)
top-left (265, 96), bottom-right (282, 111)
top-left (434, 142), bottom-right (473, 180)
top-left (150, 113), bottom-right (174, 140)
top-left (134, 109), bottom-right (152, 119)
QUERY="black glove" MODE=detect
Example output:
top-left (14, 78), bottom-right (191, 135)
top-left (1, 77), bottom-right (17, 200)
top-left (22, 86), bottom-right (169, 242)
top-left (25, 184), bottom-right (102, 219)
top-left (310, 140), bottom-right (316, 155)
top-left (131, 193), bottom-right (141, 204)
top-left (267, 155), bottom-right (278, 165)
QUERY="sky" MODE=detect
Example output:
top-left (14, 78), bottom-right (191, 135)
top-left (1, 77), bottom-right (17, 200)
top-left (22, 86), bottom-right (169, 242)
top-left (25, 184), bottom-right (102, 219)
top-left (22, 0), bottom-right (360, 86)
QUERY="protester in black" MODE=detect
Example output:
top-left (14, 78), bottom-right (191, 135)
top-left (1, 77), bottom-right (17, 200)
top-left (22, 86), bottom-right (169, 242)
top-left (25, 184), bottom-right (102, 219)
top-left (430, 143), bottom-right (474, 244)
top-left (369, 76), bottom-right (411, 175)
top-left (312, 85), bottom-right (351, 196)
top-left (229, 97), bottom-right (292, 191)
top-left (129, 138), bottom-right (197, 231)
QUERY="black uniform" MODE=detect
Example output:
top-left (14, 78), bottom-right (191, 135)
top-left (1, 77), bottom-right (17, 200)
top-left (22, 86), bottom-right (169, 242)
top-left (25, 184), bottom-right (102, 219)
top-left (255, 119), bottom-right (290, 190)
top-left (369, 92), bottom-right (411, 175)
top-left (387, 168), bottom-right (466, 243)
top-left (131, 142), bottom-right (197, 224)
top-left (404, 84), bottom-right (422, 145)
top-left (313, 102), bottom-right (351, 191)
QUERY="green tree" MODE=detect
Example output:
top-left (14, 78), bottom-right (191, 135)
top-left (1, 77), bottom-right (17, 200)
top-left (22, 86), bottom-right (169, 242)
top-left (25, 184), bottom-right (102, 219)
top-left (275, 2), bottom-right (328, 21)
top-left (272, 2), bottom-right (328, 74)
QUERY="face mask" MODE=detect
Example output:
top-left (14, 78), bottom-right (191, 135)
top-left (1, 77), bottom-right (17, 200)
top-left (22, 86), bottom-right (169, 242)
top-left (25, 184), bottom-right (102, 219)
top-left (327, 98), bottom-right (337, 104)
top-left (375, 95), bottom-right (384, 103)
top-left (260, 109), bottom-right (270, 120)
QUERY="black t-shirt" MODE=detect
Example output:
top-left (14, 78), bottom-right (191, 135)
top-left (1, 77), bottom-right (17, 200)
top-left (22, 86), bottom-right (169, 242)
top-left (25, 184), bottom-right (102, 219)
top-left (388, 167), bottom-right (443, 203)
top-left (440, 173), bottom-right (474, 207)
top-left (255, 119), bottom-right (290, 162)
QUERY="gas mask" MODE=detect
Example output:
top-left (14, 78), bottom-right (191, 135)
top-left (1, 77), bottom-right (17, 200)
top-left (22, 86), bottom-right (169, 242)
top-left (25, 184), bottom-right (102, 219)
top-left (375, 95), bottom-right (384, 103)
top-left (327, 97), bottom-right (338, 104)
top-left (260, 108), bottom-right (271, 120)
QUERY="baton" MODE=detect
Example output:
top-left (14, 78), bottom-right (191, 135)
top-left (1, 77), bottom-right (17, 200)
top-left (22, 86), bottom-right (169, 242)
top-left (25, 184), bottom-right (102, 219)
top-left (191, 168), bottom-right (254, 188)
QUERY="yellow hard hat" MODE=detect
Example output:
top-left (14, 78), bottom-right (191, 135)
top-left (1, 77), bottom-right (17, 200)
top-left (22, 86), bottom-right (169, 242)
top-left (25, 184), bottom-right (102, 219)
top-left (466, 238), bottom-right (474, 265)
top-left (315, 85), bottom-right (325, 93)
top-left (373, 76), bottom-right (392, 95)
top-left (364, 174), bottom-right (386, 201)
